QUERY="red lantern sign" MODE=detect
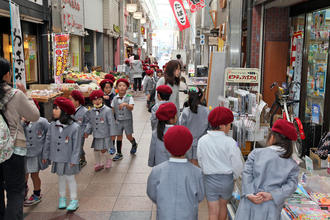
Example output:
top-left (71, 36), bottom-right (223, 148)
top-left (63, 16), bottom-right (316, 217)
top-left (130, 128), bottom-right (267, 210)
top-left (141, 26), bottom-right (145, 35)
top-left (169, 0), bottom-right (190, 31)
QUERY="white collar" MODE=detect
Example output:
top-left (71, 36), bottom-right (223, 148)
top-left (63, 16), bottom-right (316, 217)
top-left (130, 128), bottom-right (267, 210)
top-left (169, 158), bottom-right (188, 163)
top-left (76, 105), bottom-right (82, 111)
top-left (207, 130), bottom-right (226, 136)
top-left (268, 145), bottom-right (286, 153)
top-left (165, 124), bottom-right (174, 128)
top-left (55, 120), bottom-right (68, 128)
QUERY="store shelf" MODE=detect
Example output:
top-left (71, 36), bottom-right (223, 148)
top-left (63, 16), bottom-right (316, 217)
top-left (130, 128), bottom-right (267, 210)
top-left (307, 94), bottom-right (325, 100)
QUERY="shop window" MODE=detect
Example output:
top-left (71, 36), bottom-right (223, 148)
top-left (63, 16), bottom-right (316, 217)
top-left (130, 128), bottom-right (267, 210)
top-left (304, 8), bottom-right (329, 125)
top-left (2, 33), bottom-right (38, 83)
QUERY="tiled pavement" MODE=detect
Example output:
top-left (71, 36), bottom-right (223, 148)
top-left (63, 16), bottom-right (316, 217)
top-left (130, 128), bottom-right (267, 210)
top-left (23, 92), bottom-right (209, 220)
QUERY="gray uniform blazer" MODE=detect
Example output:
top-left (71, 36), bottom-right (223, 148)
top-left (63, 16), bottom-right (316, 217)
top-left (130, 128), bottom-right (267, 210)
top-left (74, 106), bottom-right (89, 140)
top-left (85, 105), bottom-right (114, 138)
top-left (235, 147), bottom-right (299, 220)
top-left (148, 125), bottom-right (173, 167)
top-left (144, 76), bottom-right (156, 92)
top-left (150, 101), bottom-right (169, 130)
top-left (179, 105), bottom-right (209, 147)
top-left (43, 121), bottom-right (80, 164)
top-left (147, 160), bottom-right (205, 220)
top-left (23, 117), bottom-right (49, 157)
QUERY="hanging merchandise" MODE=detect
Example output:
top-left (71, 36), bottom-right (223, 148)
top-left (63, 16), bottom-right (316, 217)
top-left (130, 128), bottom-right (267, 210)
top-left (186, 0), bottom-right (206, 13)
top-left (9, 0), bottom-right (26, 88)
top-left (169, 0), bottom-right (191, 31)
top-left (53, 34), bottom-right (70, 84)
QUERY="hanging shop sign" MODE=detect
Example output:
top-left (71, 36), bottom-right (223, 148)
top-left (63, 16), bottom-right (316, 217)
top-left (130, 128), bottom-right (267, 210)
top-left (225, 68), bottom-right (260, 84)
top-left (169, 0), bottom-right (190, 31)
top-left (186, 0), bottom-right (206, 13)
top-left (141, 26), bottom-right (145, 35)
top-left (53, 34), bottom-right (70, 84)
top-left (209, 36), bottom-right (218, 46)
top-left (61, 0), bottom-right (84, 36)
top-left (9, 1), bottom-right (26, 88)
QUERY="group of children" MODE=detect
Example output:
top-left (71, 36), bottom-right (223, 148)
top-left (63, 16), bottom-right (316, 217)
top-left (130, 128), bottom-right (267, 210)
top-left (23, 74), bottom-right (138, 211)
top-left (147, 84), bottom-right (300, 220)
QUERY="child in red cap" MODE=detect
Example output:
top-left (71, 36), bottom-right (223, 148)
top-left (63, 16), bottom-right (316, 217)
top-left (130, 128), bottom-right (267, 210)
top-left (148, 102), bottom-right (177, 167)
top-left (111, 78), bottom-right (138, 161)
top-left (236, 119), bottom-right (299, 220)
top-left (143, 70), bottom-right (156, 110)
top-left (179, 87), bottom-right (209, 166)
top-left (99, 79), bottom-right (115, 108)
top-left (84, 90), bottom-right (115, 171)
top-left (69, 90), bottom-right (88, 168)
top-left (23, 99), bottom-right (49, 206)
top-left (147, 125), bottom-right (205, 220)
top-left (42, 97), bottom-right (80, 211)
top-left (197, 106), bottom-right (244, 220)
top-left (150, 85), bottom-right (172, 130)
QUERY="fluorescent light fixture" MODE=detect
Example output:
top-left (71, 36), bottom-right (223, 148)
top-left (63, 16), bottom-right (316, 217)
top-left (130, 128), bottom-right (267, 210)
top-left (140, 17), bottom-right (146, 24)
top-left (127, 4), bottom-right (137, 13)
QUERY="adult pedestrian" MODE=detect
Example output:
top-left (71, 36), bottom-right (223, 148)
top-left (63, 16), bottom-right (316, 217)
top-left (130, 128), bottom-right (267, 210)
top-left (176, 54), bottom-right (185, 72)
top-left (0, 58), bottom-right (40, 219)
top-left (130, 55), bottom-right (143, 92)
top-left (156, 60), bottom-right (181, 116)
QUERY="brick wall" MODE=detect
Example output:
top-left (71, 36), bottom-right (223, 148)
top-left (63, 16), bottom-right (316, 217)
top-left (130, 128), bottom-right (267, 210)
top-left (265, 7), bottom-right (289, 42)
top-left (250, 6), bottom-right (289, 68)
top-left (251, 5), bottom-right (261, 68)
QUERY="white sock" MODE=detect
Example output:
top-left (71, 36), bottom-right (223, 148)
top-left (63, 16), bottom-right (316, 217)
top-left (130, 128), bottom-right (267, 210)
top-left (66, 175), bottom-right (77, 200)
top-left (94, 151), bottom-right (101, 165)
top-left (58, 175), bottom-right (66, 198)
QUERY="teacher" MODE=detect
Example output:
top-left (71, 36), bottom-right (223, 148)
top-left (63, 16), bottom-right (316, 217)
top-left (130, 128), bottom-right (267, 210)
top-left (156, 60), bottom-right (181, 115)
top-left (0, 58), bottom-right (40, 219)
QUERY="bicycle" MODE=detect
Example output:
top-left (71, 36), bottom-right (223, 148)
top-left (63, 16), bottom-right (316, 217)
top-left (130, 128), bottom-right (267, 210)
top-left (269, 81), bottom-right (306, 158)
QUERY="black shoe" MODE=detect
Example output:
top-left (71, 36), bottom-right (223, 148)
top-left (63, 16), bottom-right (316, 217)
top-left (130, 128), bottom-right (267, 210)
top-left (130, 144), bottom-right (138, 155)
top-left (79, 160), bottom-right (87, 168)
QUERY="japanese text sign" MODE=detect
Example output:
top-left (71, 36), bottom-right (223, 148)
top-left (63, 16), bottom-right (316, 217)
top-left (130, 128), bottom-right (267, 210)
top-left (225, 68), bottom-right (260, 83)
top-left (10, 1), bottom-right (26, 87)
top-left (169, 0), bottom-right (191, 31)
top-left (53, 34), bottom-right (70, 84)
top-left (186, 0), bottom-right (206, 13)
top-left (61, 0), bottom-right (84, 36)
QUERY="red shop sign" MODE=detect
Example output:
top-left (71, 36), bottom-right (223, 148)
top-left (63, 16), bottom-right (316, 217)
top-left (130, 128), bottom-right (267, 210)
top-left (169, 0), bottom-right (190, 31)
top-left (186, 0), bottom-right (206, 13)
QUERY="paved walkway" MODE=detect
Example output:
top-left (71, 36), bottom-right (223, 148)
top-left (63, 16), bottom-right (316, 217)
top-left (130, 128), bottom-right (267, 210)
top-left (23, 92), bottom-right (209, 220)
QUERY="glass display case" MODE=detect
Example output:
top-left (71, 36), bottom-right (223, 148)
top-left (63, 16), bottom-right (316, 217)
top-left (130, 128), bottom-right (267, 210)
top-left (304, 9), bottom-right (329, 126)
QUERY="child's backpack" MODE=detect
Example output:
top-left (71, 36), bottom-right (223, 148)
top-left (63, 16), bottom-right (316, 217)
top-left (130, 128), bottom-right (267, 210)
top-left (0, 89), bottom-right (18, 164)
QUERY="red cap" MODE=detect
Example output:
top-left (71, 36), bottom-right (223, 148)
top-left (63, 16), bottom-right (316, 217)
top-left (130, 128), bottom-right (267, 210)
top-left (125, 59), bottom-right (130, 64)
top-left (89, 90), bottom-right (104, 100)
top-left (116, 78), bottom-right (130, 87)
top-left (156, 69), bottom-right (163, 73)
top-left (156, 85), bottom-right (172, 95)
top-left (54, 97), bottom-right (75, 115)
top-left (65, 79), bottom-right (76, 84)
top-left (156, 102), bottom-right (177, 121)
top-left (164, 125), bottom-right (193, 156)
top-left (105, 74), bottom-right (116, 82)
top-left (146, 70), bottom-right (153, 75)
top-left (33, 98), bottom-right (40, 110)
top-left (100, 79), bottom-right (114, 89)
top-left (272, 119), bottom-right (298, 141)
top-left (71, 90), bottom-right (85, 105)
top-left (208, 107), bottom-right (234, 128)
top-left (143, 66), bottom-right (148, 71)
top-left (150, 64), bottom-right (156, 68)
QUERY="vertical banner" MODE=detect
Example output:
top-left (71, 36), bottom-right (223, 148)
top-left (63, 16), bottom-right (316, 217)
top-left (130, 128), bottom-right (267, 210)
top-left (186, 0), bottom-right (206, 13)
top-left (53, 34), bottom-right (70, 84)
top-left (9, 1), bottom-right (26, 87)
top-left (169, 0), bottom-right (190, 31)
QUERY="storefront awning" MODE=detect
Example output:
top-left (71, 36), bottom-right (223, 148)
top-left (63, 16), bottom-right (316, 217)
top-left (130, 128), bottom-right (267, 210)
top-left (0, 9), bottom-right (44, 24)
top-left (254, 0), bottom-right (308, 7)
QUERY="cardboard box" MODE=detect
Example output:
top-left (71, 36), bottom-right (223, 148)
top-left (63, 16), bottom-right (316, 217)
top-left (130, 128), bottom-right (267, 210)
top-left (310, 148), bottom-right (328, 169)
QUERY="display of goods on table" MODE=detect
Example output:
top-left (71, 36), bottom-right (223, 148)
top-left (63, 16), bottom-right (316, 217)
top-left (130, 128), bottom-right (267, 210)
top-left (64, 70), bottom-right (106, 84)
top-left (28, 89), bottom-right (62, 103)
top-left (283, 178), bottom-right (330, 220)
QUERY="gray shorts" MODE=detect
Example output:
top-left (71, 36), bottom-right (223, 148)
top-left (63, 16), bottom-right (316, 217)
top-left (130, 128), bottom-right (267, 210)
top-left (204, 174), bottom-right (234, 201)
top-left (112, 120), bottom-right (134, 136)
